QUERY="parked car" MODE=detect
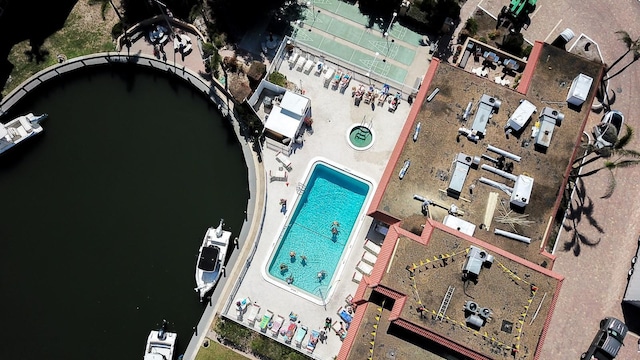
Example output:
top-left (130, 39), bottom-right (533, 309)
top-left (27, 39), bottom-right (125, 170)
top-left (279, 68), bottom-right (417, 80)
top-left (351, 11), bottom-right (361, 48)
top-left (593, 110), bottom-right (624, 149)
top-left (581, 317), bottom-right (628, 359)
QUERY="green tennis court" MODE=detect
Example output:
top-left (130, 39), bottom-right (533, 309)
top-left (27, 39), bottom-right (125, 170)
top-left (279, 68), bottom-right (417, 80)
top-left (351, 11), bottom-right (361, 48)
top-left (303, 9), bottom-right (416, 66)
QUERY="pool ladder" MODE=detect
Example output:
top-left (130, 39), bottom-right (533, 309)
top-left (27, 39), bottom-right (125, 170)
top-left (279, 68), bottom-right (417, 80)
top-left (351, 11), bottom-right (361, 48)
top-left (296, 182), bottom-right (306, 194)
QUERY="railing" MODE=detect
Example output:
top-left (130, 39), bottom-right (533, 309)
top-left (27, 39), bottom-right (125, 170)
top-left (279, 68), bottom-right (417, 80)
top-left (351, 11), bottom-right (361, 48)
top-left (222, 167), bottom-right (270, 315)
top-left (268, 36), bottom-right (420, 98)
top-left (0, 53), bottom-right (235, 123)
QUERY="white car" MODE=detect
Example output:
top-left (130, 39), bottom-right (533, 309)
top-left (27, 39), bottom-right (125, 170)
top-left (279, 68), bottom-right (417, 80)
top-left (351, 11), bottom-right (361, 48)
top-left (593, 110), bottom-right (624, 149)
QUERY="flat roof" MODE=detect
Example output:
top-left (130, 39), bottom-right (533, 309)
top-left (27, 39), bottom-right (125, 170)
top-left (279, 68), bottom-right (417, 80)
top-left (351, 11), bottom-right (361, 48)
top-left (368, 42), bottom-right (604, 266)
top-left (342, 221), bottom-right (563, 360)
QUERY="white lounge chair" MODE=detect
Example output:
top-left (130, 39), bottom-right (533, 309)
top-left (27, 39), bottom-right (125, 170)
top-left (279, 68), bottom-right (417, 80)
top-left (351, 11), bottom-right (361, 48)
top-left (364, 239), bottom-right (381, 255)
top-left (269, 169), bottom-right (288, 183)
top-left (352, 271), bottom-right (362, 284)
top-left (295, 57), bottom-right (306, 71)
top-left (314, 61), bottom-right (324, 76)
top-left (246, 303), bottom-right (261, 326)
top-left (323, 67), bottom-right (335, 88)
top-left (275, 152), bottom-right (292, 171)
top-left (303, 59), bottom-right (314, 74)
top-left (361, 251), bottom-right (377, 266)
top-left (356, 260), bottom-right (373, 275)
top-left (288, 52), bottom-right (300, 67)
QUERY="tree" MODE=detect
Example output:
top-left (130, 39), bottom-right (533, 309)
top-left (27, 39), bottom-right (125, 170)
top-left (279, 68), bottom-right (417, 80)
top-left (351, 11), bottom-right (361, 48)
top-left (603, 31), bottom-right (640, 81)
top-left (572, 125), bottom-right (640, 198)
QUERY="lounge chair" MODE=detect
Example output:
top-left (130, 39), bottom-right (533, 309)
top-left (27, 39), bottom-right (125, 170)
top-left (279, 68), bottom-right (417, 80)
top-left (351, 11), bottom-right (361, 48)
top-left (288, 52), bottom-right (300, 67)
top-left (269, 169), bottom-right (288, 183)
top-left (294, 325), bottom-right (308, 347)
top-left (259, 310), bottom-right (274, 332)
top-left (246, 303), bottom-right (261, 326)
top-left (331, 321), bottom-right (348, 341)
top-left (352, 271), bottom-right (362, 284)
top-left (361, 250), bottom-right (377, 266)
top-left (337, 307), bottom-right (353, 324)
top-left (314, 61), bottom-right (324, 76)
top-left (306, 329), bottom-right (320, 353)
top-left (296, 57), bottom-right (306, 71)
top-left (235, 297), bottom-right (251, 320)
top-left (356, 260), bottom-right (373, 275)
top-left (323, 68), bottom-right (335, 88)
top-left (283, 321), bottom-right (298, 343)
top-left (303, 59), bottom-right (314, 74)
top-left (269, 314), bottom-right (285, 337)
top-left (275, 152), bottom-right (292, 171)
top-left (363, 239), bottom-right (381, 255)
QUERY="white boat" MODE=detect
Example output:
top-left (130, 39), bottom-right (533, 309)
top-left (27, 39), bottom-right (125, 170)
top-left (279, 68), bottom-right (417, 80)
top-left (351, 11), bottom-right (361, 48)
top-left (144, 320), bottom-right (177, 360)
top-left (0, 113), bottom-right (48, 155)
top-left (195, 219), bottom-right (231, 301)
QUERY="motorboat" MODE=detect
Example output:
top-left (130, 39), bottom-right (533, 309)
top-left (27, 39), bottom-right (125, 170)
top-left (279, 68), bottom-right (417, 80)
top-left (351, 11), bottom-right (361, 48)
top-left (144, 320), bottom-right (177, 360)
top-left (195, 219), bottom-right (231, 301)
top-left (0, 113), bottom-right (47, 155)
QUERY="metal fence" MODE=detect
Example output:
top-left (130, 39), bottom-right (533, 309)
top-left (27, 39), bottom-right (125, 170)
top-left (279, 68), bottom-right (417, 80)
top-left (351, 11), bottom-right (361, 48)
top-left (268, 36), bottom-right (420, 98)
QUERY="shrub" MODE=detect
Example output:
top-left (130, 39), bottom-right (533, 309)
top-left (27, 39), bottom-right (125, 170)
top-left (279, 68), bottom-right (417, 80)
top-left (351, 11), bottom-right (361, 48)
top-left (464, 17), bottom-right (478, 36)
top-left (201, 42), bottom-right (217, 58)
top-left (522, 44), bottom-right (533, 58)
top-left (214, 318), bottom-right (252, 351)
top-left (478, 36), bottom-right (488, 44)
top-left (111, 22), bottom-right (124, 39)
top-left (213, 33), bottom-right (227, 49)
top-left (224, 55), bottom-right (239, 73)
top-left (269, 71), bottom-right (287, 87)
top-left (488, 30), bottom-right (500, 40)
top-left (501, 32), bottom-right (525, 55)
top-left (247, 61), bottom-right (267, 83)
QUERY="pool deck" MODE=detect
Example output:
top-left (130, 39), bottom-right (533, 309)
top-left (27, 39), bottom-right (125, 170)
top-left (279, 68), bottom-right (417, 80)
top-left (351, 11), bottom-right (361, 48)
top-left (225, 61), bottom-right (417, 358)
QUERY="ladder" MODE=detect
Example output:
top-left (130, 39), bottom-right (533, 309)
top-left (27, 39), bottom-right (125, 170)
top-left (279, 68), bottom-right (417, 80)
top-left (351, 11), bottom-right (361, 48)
top-left (296, 182), bottom-right (306, 195)
top-left (436, 285), bottom-right (455, 321)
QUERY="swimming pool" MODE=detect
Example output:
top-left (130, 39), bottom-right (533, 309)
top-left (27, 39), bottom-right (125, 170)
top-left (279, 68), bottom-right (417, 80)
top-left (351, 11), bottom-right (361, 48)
top-left (264, 158), bottom-right (373, 304)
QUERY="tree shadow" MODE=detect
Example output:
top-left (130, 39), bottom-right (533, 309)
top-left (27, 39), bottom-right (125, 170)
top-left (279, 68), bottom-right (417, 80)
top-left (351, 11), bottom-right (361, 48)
top-left (0, 0), bottom-right (78, 90)
top-left (561, 178), bottom-right (603, 256)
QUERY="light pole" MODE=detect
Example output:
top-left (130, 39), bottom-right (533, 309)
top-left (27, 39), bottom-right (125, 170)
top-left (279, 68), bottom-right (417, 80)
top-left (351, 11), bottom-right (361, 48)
top-left (385, 12), bottom-right (398, 37)
top-left (383, 32), bottom-right (395, 57)
top-left (366, 52), bottom-right (380, 81)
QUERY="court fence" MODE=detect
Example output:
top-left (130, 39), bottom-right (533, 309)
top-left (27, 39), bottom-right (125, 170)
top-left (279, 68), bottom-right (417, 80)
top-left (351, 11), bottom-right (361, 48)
top-left (268, 36), bottom-right (420, 99)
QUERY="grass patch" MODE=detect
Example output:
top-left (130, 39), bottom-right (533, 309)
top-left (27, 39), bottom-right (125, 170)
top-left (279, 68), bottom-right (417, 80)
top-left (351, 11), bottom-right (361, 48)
top-left (3, 2), bottom-right (117, 97)
top-left (195, 340), bottom-right (251, 360)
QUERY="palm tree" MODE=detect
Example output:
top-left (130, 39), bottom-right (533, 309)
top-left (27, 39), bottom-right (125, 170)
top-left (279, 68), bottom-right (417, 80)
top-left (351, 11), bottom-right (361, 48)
top-left (572, 125), bottom-right (640, 198)
top-left (603, 31), bottom-right (640, 81)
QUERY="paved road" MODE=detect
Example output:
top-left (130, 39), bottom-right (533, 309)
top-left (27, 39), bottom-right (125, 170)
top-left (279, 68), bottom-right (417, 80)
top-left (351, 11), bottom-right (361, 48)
top-left (457, 0), bottom-right (640, 358)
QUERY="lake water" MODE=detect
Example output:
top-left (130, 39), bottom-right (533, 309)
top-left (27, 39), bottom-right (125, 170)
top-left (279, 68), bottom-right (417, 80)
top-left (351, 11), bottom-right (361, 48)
top-left (0, 64), bottom-right (249, 359)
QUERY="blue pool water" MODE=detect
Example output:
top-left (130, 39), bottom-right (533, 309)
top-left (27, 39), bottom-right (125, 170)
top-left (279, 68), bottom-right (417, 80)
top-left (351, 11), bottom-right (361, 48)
top-left (268, 162), bottom-right (370, 299)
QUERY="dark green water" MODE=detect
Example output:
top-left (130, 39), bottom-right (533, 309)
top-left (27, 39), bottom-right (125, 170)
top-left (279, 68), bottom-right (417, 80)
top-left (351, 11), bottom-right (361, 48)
top-left (0, 65), bottom-right (249, 359)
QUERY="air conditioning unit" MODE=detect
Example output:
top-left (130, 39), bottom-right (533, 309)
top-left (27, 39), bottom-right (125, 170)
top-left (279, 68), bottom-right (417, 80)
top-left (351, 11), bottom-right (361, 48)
top-left (464, 301), bottom-right (478, 313)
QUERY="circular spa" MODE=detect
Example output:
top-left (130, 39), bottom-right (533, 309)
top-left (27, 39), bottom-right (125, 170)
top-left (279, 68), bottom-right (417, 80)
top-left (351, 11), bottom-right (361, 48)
top-left (346, 123), bottom-right (375, 150)
top-left (0, 64), bottom-right (249, 360)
